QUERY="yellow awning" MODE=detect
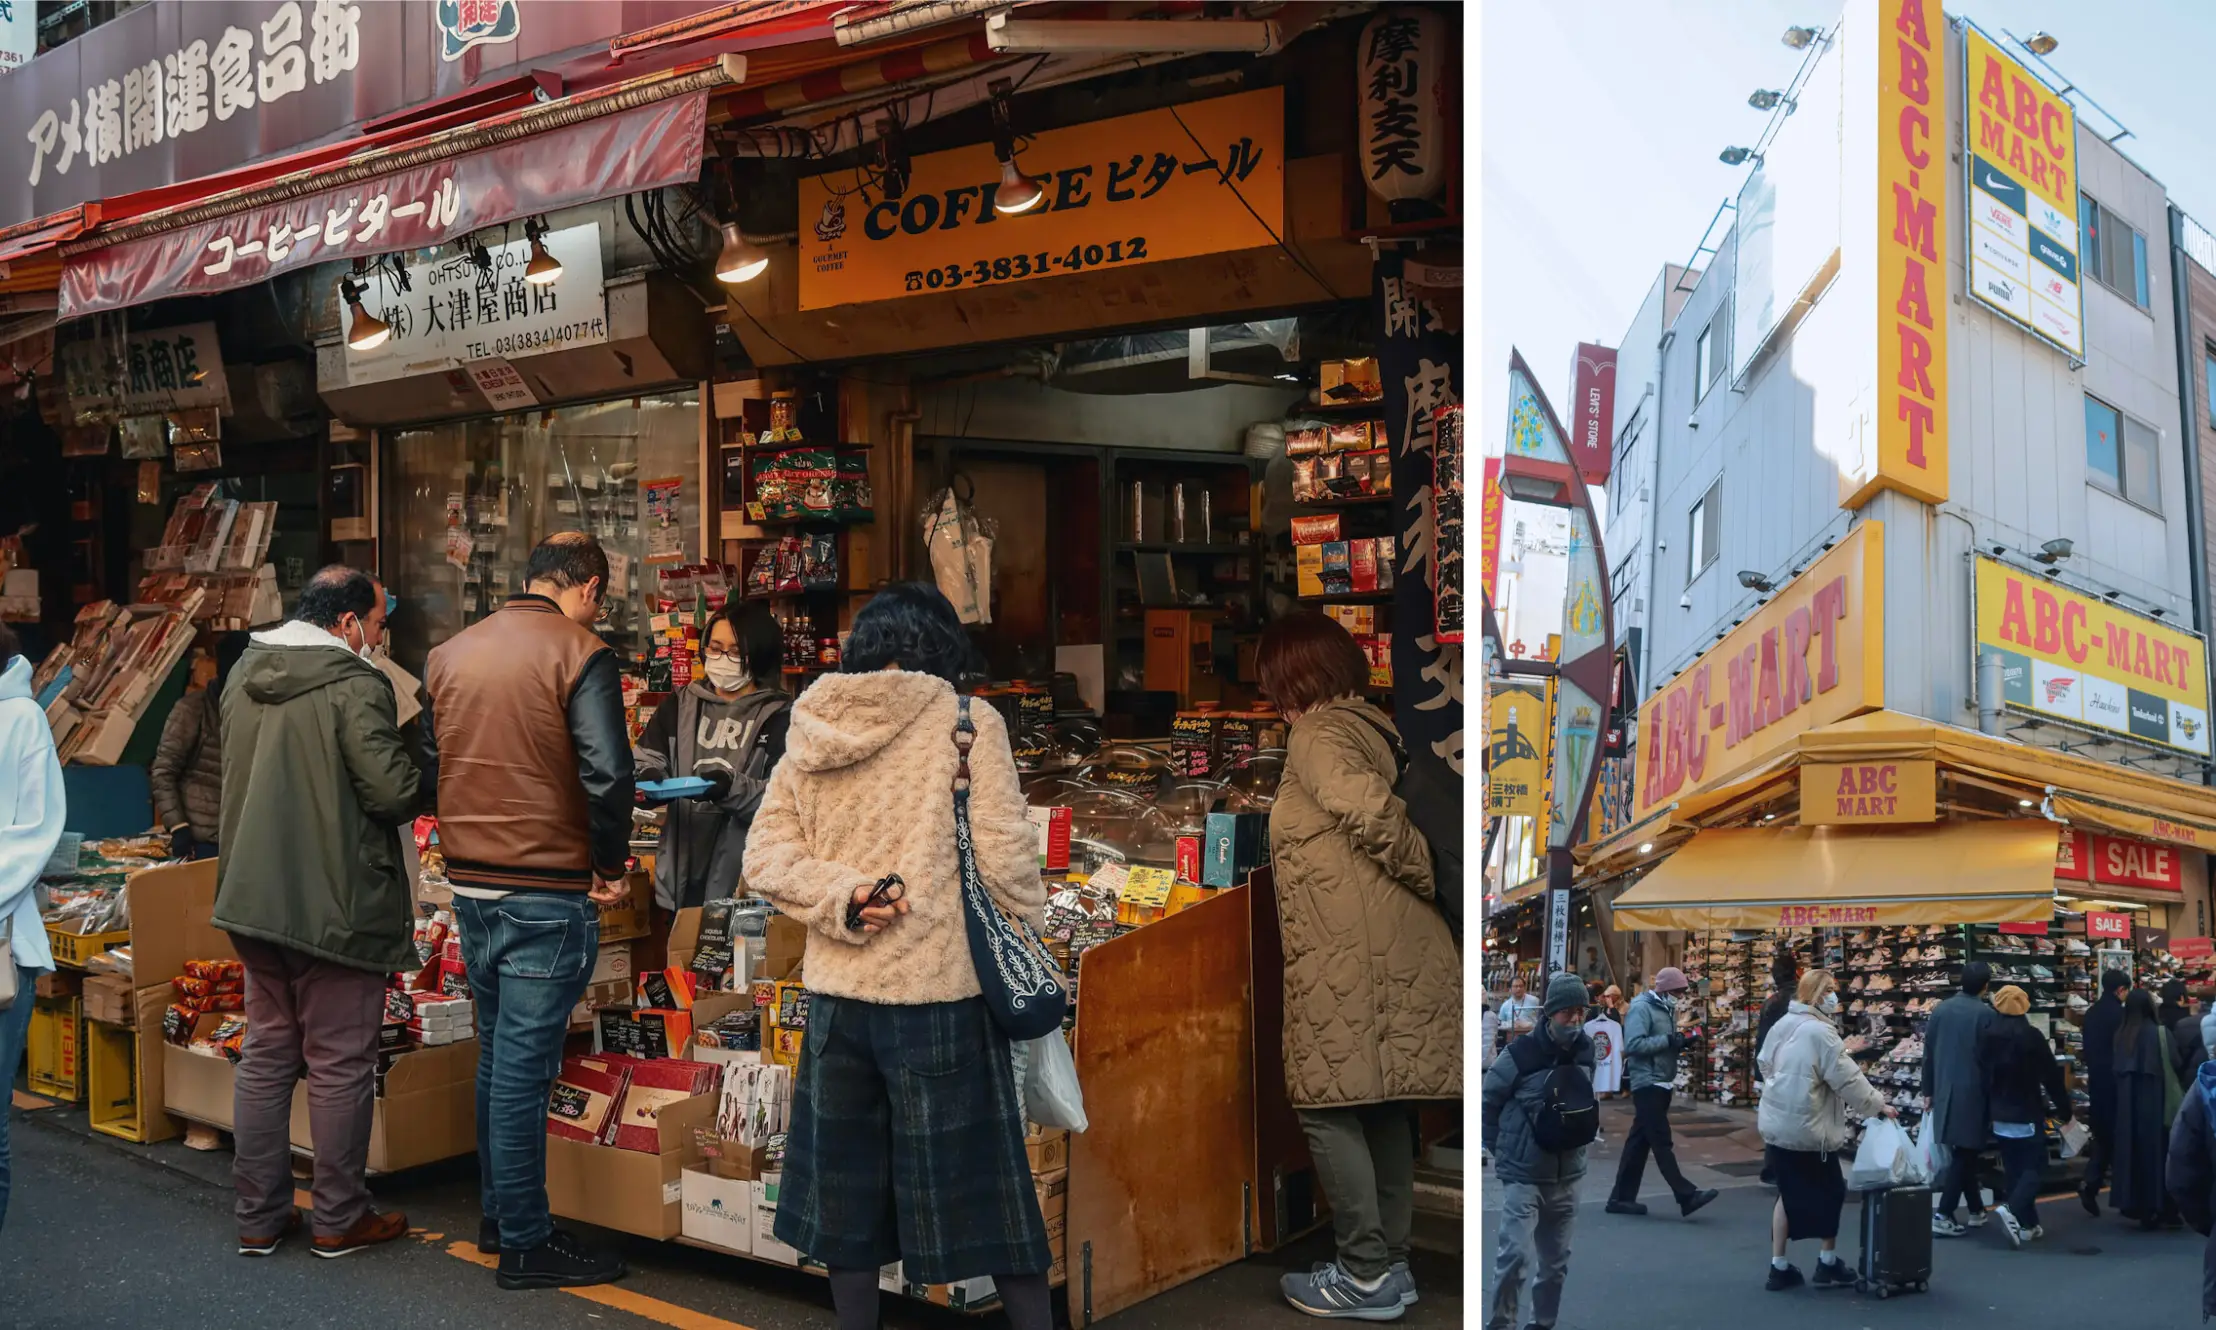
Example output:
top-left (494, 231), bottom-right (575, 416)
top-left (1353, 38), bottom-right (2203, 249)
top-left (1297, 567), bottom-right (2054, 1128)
top-left (1609, 819), bottom-right (2059, 931)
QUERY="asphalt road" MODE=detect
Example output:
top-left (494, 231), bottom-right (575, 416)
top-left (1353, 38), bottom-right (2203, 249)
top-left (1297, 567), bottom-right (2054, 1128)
top-left (0, 1102), bottom-right (1465, 1330)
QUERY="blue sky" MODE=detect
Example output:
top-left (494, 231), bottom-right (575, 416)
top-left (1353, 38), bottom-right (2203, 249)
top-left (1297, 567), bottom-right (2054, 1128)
top-left (1480, 1), bottom-right (2216, 468)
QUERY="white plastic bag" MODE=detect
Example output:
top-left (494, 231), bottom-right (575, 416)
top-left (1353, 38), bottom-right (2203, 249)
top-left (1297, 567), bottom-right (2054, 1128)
top-left (2057, 1118), bottom-right (2091, 1159)
top-left (1849, 1118), bottom-right (1914, 1190)
top-left (1013, 1031), bottom-right (1089, 1132)
top-left (1908, 1117), bottom-right (1942, 1187)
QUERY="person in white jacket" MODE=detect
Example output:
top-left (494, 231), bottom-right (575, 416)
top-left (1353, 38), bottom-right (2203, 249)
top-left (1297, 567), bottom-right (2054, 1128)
top-left (0, 624), bottom-right (67, 1232)
top-left (1755, 968), bottom-right (1894, 1292)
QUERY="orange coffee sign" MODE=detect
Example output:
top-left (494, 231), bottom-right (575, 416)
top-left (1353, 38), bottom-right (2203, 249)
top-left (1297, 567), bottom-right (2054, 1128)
top-left (1800, 760), bottom-right (1936, 824)
top-left (1851, 0), bottom-right (1948, 508)
top-left (1633, 522), bottom-right (1886, 817)
top-left (796, 87), bottom-right (1284, 311)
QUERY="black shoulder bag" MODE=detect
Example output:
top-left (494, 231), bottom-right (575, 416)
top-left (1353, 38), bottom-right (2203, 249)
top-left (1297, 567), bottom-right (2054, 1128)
top-left (952, 696), bottom-right (1069, 1040)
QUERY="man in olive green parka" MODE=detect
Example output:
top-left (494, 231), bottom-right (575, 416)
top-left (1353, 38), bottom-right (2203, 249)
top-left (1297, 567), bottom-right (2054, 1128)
top-left (213, 566), bottom-right (421, 1258)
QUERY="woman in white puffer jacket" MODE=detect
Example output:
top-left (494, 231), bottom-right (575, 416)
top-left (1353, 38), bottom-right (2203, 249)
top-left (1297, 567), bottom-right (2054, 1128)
top-left (1755, 969), bottom-right (1895, 1292)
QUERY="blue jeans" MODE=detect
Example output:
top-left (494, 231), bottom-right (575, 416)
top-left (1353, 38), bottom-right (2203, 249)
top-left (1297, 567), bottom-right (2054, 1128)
top-left (454, 894), bottom-right (597, 1252)
top-left (1, 964), bottom-right (43, 1233)
top-left (1996, 1130), bottom-right (2047, 1227)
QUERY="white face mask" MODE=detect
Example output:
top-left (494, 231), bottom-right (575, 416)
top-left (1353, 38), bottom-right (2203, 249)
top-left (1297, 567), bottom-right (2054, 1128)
top-left (703, 656), bottom-right (748, 692)
top-left (1820, 991), bottom-right (1840, 1013)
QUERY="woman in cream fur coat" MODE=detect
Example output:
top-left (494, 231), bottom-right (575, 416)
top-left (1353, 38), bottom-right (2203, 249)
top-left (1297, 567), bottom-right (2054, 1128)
top-left (743, 583), bottom-right (1054, 1330)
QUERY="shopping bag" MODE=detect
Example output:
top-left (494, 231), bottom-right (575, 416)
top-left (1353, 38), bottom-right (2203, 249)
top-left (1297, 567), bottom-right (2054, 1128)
top-left (1850, 1118), bottom-right (1914, 1190)
top-left (1013, 1029), bottom-right (1089, 1133)
top-left (2057, 1118), bottom-right (2091, 1159)
top-left (1909, 1117), bottom-right (1945, 1186)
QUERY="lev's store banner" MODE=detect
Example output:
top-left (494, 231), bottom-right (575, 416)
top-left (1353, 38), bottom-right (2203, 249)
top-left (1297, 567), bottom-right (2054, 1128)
top-left (797, 87), bottom-right (1284, 310)
top-left (1963, 24), bottom-right (2083, 358)
top-left (1973, 555), bottom-right (2211, 756)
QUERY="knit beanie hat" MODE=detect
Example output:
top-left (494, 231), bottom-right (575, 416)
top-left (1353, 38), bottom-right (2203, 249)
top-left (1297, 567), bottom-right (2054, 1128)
top-left (1991, 985), bottom-right (2030, 1017)
top-left (1543, 973), bottom-right (1589, 1020)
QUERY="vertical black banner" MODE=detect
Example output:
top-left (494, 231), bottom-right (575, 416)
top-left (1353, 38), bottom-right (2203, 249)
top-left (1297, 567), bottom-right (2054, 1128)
top-left (1376, 249), bottom-right (1464, 780)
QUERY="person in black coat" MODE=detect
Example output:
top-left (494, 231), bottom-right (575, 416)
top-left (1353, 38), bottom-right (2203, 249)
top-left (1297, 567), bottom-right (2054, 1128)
top-left (2081, 970), bottom-right (2132, 1216)
top-left (1926, 962), bottom-right (1997, 1235)
top-left (2164, 980), bottom-right (2194, 1040)
top-left (2113, 989), bottom-right (2183, 1228)
top-left (1978, 985), bottom-right (2070, 1245)
top-left (2165, 1058), bottom-right (2216, 1321)
top-left (2176, 997), bottom-right (2214, 1089)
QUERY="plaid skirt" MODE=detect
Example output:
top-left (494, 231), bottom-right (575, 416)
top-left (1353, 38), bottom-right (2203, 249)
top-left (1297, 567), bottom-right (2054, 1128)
top-left (773, 993), bottom-right (1052, 1284)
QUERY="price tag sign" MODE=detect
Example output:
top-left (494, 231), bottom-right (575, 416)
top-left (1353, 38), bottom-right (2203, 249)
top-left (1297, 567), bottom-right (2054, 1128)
top-left (468, 357), bottom-right (539, 409)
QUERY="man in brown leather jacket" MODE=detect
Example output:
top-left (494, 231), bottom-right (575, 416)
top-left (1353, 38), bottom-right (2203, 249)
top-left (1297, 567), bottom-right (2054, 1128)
top-left (422, 532), bottom-right (634, 1291)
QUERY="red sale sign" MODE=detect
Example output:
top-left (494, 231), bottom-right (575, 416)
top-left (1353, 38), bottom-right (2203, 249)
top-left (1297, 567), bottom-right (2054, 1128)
top-left (2088, 911), bottom-right (2132, 941)
top-left (2095, 835), bottom-right (2183, 893)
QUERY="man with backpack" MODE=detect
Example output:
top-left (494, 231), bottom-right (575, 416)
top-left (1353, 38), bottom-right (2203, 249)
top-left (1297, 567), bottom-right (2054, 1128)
top-left (1483, 973), bottom-right (1599, 1330)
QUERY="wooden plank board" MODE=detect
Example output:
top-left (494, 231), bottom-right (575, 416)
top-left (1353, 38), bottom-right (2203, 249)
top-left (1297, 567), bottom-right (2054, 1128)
top-left (1066, 888), bottom-right (1255, 1325)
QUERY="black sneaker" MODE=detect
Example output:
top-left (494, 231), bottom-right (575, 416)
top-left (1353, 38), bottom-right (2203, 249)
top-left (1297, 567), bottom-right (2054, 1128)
top-left (1605, 1199), bottom-right (1648, 1216)
top-left (496, 1229), bottom-right (626, 1291)
top-left (1811, 1259), bottom-right (1854, 1289)
top-left (1680, 1188), bottom-right (1719, 1218)
top-left (479, 1218), bottom-right (499, 1256)
top-left (1766, 1263), bottom-right (1805, 1291)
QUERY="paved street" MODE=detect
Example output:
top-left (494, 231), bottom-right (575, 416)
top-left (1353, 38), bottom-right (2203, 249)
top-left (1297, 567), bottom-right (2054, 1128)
top-left (0, 1099), bottom-right (1464, 1330)
top-left (1481, 1099), bottom-right (2207, 1328)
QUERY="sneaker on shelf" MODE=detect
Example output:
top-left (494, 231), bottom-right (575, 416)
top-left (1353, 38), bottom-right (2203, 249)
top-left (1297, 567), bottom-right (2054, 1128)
top-left (498, 1228), bottom-right (627, 1291)
top-left (1280, 1262), bottom-right (1404, 1321)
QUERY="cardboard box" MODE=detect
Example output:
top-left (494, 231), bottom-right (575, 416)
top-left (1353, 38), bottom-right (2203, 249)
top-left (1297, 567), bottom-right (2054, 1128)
top-left (1325, 604), bottom-right (1376, 635)
top-left (1203, 811), bottom-right (1269, 888)
top-left (83, 972), bottom-right (134, 1027)
top-left (599, 872), bottom-right (652, 944)
top-left (164, 1032), bottom-right (478, 1173)
top-left (590, 942), bottom-right (635, 986)
top-left (1296, 545), bottom-right (1325, 598)
top-left (128, 858), bottom-right (231, 988)
top-left (679, 1167), bottom-right (753, 1254)
top-left (547, 1092), bottom-right (713, 1240)
top-left (1026, 805), bottom-right (1073, 872)
top-left (1025, 1128), bottom-right (1069, 1174)
top-left (751, 1174), bottom-right (799, 1264)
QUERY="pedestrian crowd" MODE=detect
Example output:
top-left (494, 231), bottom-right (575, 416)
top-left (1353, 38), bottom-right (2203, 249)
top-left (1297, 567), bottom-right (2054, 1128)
top-left (1484, 945), bottom-right (2216, 1328)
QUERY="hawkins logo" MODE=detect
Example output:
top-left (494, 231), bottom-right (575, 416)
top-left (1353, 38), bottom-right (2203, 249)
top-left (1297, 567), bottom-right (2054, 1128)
top-left (438, 0), bottom-right (520, 62)
top-left (2042, 675), bottom-right (2076, 705)
top-left (814, 199), bottom-right (848, 244)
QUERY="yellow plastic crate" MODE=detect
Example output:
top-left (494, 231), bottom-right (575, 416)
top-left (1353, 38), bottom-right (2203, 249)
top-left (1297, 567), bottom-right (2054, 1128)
top-left (86, 1018), bottom-right (167, 1143)
top-left (27, 995), bottom-right (85, 1102)
top-left (44, 925), bottom-right (130, 970)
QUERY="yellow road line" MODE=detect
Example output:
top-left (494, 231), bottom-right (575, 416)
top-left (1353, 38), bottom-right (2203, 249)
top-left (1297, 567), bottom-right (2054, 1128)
top-left (442, 1240), bottom-right (757, 1330)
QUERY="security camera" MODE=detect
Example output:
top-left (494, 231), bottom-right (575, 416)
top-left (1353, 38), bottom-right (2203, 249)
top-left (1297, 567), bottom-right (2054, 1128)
top-left (2035, 537), bottom-right (2073, 564)
top-left (1736, 570), bottom-right (1776, 592)
top-left (1679, 593), bottom-right (1694, 610)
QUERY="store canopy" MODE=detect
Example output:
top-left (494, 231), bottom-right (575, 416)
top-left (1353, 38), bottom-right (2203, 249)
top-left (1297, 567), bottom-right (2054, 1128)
top-left (1609, 819), bottom-right (2060, 932)
top-left (1580, 709), bottom-right (2216, 874)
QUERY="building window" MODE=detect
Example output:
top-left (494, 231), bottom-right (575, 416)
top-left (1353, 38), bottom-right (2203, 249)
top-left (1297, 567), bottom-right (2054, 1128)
top-left (1687, 481), bottom-right (1721, 581)
top-left (2204, 344), bottom-right (2216, 427)
top-left (1694, 324), bottom-right (1714, 401)
top-left (2081, 193), bottom-right (2150, 308)
top-left (2085, 392), bottom-right (2161, 508)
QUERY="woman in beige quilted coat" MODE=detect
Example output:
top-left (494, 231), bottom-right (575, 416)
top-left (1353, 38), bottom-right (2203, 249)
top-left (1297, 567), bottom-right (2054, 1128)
top-left (1258, 612), bottom-right (1461, 1319)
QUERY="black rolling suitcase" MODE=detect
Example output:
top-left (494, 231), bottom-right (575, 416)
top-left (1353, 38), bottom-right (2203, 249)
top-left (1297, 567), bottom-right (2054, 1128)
top-left (1856, 1185), bottom-right (1933, 1297)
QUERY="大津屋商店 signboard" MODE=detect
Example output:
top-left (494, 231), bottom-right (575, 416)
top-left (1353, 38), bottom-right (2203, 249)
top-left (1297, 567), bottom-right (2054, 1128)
top-left (1974, 555), bottom-right (2211, 756)
top-left (1632, 522), bottom-right (1885, 818)
top-left (1963, 25), bottom-right (2084, 359)
top-left (797, 87), bottom-right (1284, 311)
top-left (57, 320), bottom-right (232, 417)
top-left (1799, 759), bottom-right (1936, 825)
top-left (343, 223), bottom-right (605, 386)
top-left (1487, 680), bottom-right (1550, 820)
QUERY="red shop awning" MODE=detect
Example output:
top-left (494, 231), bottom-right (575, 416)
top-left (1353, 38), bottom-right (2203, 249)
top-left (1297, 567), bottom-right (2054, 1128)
top-left (60, 83), bottom-right (717, 319)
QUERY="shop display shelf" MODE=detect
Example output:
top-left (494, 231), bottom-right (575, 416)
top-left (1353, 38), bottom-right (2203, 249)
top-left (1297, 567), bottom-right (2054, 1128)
top-left (1298, 592), bottom-right (1396, 605)
top-left (1116, 542), bottom-right (1251, 555)
top-left (1291, 494), bottom-right (1393, 509)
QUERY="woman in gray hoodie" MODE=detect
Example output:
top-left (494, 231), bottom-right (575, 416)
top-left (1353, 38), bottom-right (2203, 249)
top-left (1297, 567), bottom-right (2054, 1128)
top-left (634, 602), bottom-right (791, 909)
